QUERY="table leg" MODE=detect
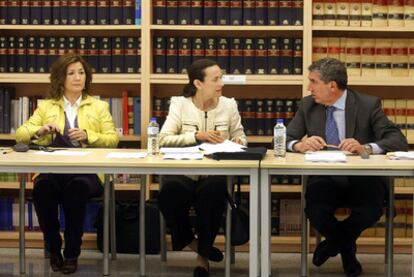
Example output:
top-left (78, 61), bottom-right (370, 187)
top-left (249, 168), bottom-right (259, 277)
top-left (387, 177), bottom-right (394, 277)
top-left (19, 173), bottom-right (26, 274)
top-left (301, 176), bottom-right (308, 277)
top-left (225, 176), bottom-right (232, 277)
top-left (260, 169), bottom-right (270, 277)
top-left (103, 174), bottom-right (110, 275)
top-left (140, 175), bottom-right (146, 277)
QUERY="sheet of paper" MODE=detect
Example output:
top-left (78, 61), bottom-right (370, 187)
top-left (160, 146), bottom-right (200, 154)
top-left (386, 151), bottom-right (414, 160)
top-left (106, 152), bottom-right (147, 159)
top-left (163, 153), bottom-right (204, 160)
top-left (305, 151), bottom-right (347, 162)
top-left (199, 140), bottom-right (246, 154)
top-left (34, 150), bottom-right (91, 156)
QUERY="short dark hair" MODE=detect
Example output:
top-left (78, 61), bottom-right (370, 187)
top-left (182, 59), bottom-right (219, 97)
top-left (49, 53), bottom-right (93, 100)
top-left (308, 58), bottom-right (348, 90)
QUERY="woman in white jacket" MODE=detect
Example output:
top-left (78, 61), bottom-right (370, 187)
top-left (158, 59), bottom-right (247, 277)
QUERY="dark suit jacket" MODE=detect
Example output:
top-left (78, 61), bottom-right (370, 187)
top-left (287, 89), bottom-right (408, 152)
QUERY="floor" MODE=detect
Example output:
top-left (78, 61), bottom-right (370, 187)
top-left (0, 248), bottom-right (411, 276)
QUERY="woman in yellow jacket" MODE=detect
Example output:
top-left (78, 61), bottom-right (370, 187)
top-left (16, 53), bottom-right (118, 274)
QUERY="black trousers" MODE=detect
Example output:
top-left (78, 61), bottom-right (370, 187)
top-left (158, 175), bottom-right (227, 258)
top-left (33, 174), bottom-right (103, 259)
top-left (305, 175), bottom-right (385, 249)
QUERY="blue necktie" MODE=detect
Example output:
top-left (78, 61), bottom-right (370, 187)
top-left (325, 106), bottom-right (340, 146)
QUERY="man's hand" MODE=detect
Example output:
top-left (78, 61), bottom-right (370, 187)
top-left (233, 137), bottom-right (243, 145)
top-left (339, 138), bottom-right (364, 154)
top-left (68, 128), bottom-right (88, 142)
top-left (195, 130), bottom-right (224, 144)
top-left (36, 123), bottom-right (61, 137)
top-left (293, 136), bottom-right (326, 153)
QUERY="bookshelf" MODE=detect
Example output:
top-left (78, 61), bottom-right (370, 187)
top-left (0, 0), bottom-right (413, 254)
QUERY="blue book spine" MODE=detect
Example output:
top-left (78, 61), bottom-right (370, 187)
top-left (28, 202), bottom-right (33, 231)
top-left (79, 0), bottom-right (88, 25)
top-left (135, 0), bottom-right (141, 25)
top-left (30, 0), bottom-right (42, 25)
top-left (133, 97), bottom-right (141, 135)
top-left (87, 0), bottom-right (97, 24)
top-left (0, 36), bottom-right (7, 73)
top-left (20, 0), bottom-right (30, 25)
top-left (42, 0), bottom-right (53, 24)
top-left (123, 0), bottom-right (135, 24)
top-left (0, 0), bottom-right (7, 24)
top-left (7, 198), bottom-right (13, 231)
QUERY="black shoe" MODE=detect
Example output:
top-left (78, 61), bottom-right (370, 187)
top-left (341, 244), bottom-right (362, 277)
top-left (193, 266), bottom-right (209, 277)
top-left (62, 258), bottom-right (78, 275)
top-left (49, 252), bottom-right (63, 272)
top-left (208, 247), bottom-right (224, 262)
top-left (312, 240), bottom-right (339, 267)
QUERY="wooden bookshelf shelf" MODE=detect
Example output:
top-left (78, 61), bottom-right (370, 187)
top-left (0, 134), bottom-right (140, 142)
top-left (349, 76), bottom-right (414, 87)
top-left (0, 74), bottom-right (141, 84)
top-left (150, 25), bottom-right (303, 31)
top-left (312, 26), bottom-right (414, 33)
top-left (0, 25), bottom-right (142, 31)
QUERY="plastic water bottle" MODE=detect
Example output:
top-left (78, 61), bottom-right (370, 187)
top-left (147, 117), bottom-right (159, 155)
top-left (273, 119), bottom-right (286, 158)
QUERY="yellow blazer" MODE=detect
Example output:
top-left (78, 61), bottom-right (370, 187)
top-left (15, 95), bottom-right (119, 183)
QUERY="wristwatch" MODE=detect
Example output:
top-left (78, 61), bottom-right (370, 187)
top-left (363, 144), bottom-right (373, 155)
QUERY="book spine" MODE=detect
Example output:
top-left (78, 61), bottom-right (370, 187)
top-left (361, 0), bottom-right (373, 27)
top-left (409, 39), bottom-right (414, 77)
top-left (243, 0), bottom-right (256, 26)
top-left (42, 0), bottom-right (53, 24)
top-left (345, 38), bottom-right (361, 76)
top-left (255, 37), bottom-right (267, 74)
top-left (361, 38), bottom-right (376, 76)
top-left (123, 0), bottom-right (135, 24)
top-left (0, 88), bottom-right (4, 133)
top-left (66, 36), bottom-right (77, 54)
top-left (388, 0), bottom-right (405, 27)
top-left (375, 39), bottom-right (392, 76)
top-left (52, 0), bottom-right (61, 24)
top-left (87, 0), bottom-right (97, 24)
top-left (178, 37), bottom-right (192, 74)
top-left (327, 37), bottom-right (340, 59)
top-left (404, 0), bottom-right (414, 27)
top-left (391, 39), bottom-right (409, 77)
top-left (133, 97), bottom-right (141, 134)
top-left (242, 99), bottom-right (256, 135)
top-left (37, 37), bottom-right (48, 73)
top-left (279, 37), bottom-right (293, 74)
top-left (205, 37), bottom-right (217, 62)
top-left (166, 36), bottom-right (178, 73)
top-left (99, 37), bottom-right (112, 73)
top-left (292, 0), bottom-right (303, 25)
top-left (7, 37), bottom-right (16, 72)
top-left (324, 0), bottom-right (337, 26)
top-left (8, 0), bottom-right (20, 24)
top-left (0, 36), bottom-right (7, 72)
top-left (20, 1), bottom-right (30, 24)
top-left (78, 0), bottom-right (88, 24)
top-left (312, 0), bottom-right (325, 26)
top-left (230, 37), bottom-right (243, 74)
top-left (110, 0), bottom-right (123, 24)
top-left (178, 0), bottom-right (191, 24)
top-left (153, 36), bottom-right (166, 73)
top-left (61, 0), bottom-right (69, 24)
top-left (278, 0), bottom-right (292, 25)
top-left (293, 37), bottom-right (303, 75)
top-left (137, 37), bottom-right (141, 73)
top-left (230, 0), bottom-right (243, 25)
top-left (111, 36), bottom-right (124, 73)
top-left (372, 0), bottom-right (388, 27)
top-left (77, 36), bottom-right (88, 60)
top-left (0, 0), bottom-right (7, 25)
top-left (255, 0), bottom-right (267, 25)
top-left (153, 0), bottom-right (166, 24)
top-left (336, 1), bottom-right (349, 26)
top-left (191, 0), bottom-right (203, 24)
top-left (87, 37), bottom-right (99, 73)
top-left (217, 37), bottom-right (230, 74)
top-left (4, 88), bottom-right (15, 134)
top-left (217, 0), bottom-right (230, 25)
top-left (256, 99), bottom-right (265, 135)
top-left (124, 37), bottom-right (139, 73)
top-left (166, 0), bottom-right (178, 24)
top-left (16, 37), bottom-right (27, 73)
top-left (264, 99), bottom-right (275, 136)
top-left (68, 0), bottom-right (79, 24)
top-left (203, 0), bottom-right (217, 25)
top-left (97, 0), bottom-right (109, 24)
top-left (243, 38), bottom-right (255, 74)
top-left (122, 91), bottom-right (129, 135)
top-left (127, 96), bottom-right (134, 134)
top-left (267, 37), bottom-right (280, 74)
top-left (135, 0), bottom-right (142, 24)
top-left (191, 37), bottom-right (205, 63)
top-left (47, 37), bottom-right (57, 68)
top-left (31, 0), bottom-right (42, 25)
top-left (268, 0), bottom-right (279, 25)
top-left (349, 0), bottom-right (362, 27)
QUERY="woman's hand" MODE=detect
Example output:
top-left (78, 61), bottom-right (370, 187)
top-left (195, 130), bottom-right (224, 144)
top-left (36, 123), bottom-right (61, 137)
top-left (68, 128), bottom-right (88, 142)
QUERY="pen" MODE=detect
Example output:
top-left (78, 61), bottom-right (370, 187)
top-left (2, 149), bottom-right (13, 154)
top-left (325, 144), bottom-right (340, 149)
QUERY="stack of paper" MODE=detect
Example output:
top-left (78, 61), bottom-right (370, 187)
top-left (160, 146), bottom-right (203, 160)
top-left (386, 151), bottom-right (414, 160)
top-left (199, 140), bottom-right (246, 154)
top-left (305, 151), bottom-right (347, 162)
top-left (106, 152), bottom-right (147, 159)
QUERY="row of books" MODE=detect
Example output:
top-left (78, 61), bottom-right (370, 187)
top-left (153, 97), bottom-right (300, 136)
top-left (313, 37), bottom-right (414, 77)
top-left (312, 0), bottom-right (414, 28)
top-left (0, 0), bottom-right (141, 25)
top-left (0, 36), bottom-right (141, 73)
top-left (153, 0), bottom-right (303, 26)
top-left (154, 36), bottom-right (303, 75)
top-left (382, 99), bottom-right (414, 142)
top-left (0, 197), bottom-right (100, 233)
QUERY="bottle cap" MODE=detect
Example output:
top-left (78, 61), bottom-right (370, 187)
top-left (276, 118), bottom-right (284, 124)
top-left (150, 117), bottom-right (157, 122)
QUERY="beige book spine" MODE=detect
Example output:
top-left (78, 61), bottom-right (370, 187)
top-left (382, 99), bottom-right (396, 123)
top-left (388, 0), bottom-right (405, 27)
top-left (361, 38), bottom-right (376, 76)
top-left (395, 98), bottom-right (407, 137)
top-left (361, 0), bottom-right (373, 26)
top-left (349, 0), bottom-right (362, 26)
top-left (375, 39), bottom-right (392, 77)
top-left (312, 37), bottom-right (328, 62)
top-left (372, 0), bottom-right (388, 26)
top-left (313, 0), bottom-right (325, 26)
top-left (409, 39), bottom-right (414, 76)
top-left (345, 38), bottom-right (361, 76)
top-left (406, 99), bottom-right (414, 142)
top-left (391, 39), bottom-right (409, 77)
top-left (339, 37), bottom-right (347, 63)
top-left (406, 199), bottom-right (412, 237)
top-left (404, 0), bottom-right (414, 27)
top-left (324, 1), bottom-right (337, 26)
top-left (327, 37), bottom-right (341, 59)
top-left (336, 1), bottom-right (350, 26)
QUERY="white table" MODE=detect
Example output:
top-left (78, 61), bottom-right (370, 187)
top-left (0, 148), bottom-right (261, 277)
top-left (260, 152), bottom-right (414, 277)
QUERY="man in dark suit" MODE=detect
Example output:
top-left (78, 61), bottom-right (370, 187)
top-left (287, 58), bottom-right (408, 277)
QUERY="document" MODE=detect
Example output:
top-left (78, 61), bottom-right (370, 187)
top-left (305, 151), bottom-right (347, 162)
top-left (199, 140), bottom-right (246, 154)
top-left (160, 146), bottom-right (200, 154)
top-left (160, 146), bottom-right (203, 160)
top-left (35, 150), bottom-right (91, 156)
top-left (106, 152), bottom-right (147, 159)
top-left (386, 151), bottom-right (414, 160)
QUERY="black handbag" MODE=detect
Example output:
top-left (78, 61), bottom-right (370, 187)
top-left (226, 178), bottom-right (249, 246)
top-left (208, 146), bottom-right (267, 161)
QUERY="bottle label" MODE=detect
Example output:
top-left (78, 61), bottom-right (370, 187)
top-left (148, 126), bottom-right (159, 135)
